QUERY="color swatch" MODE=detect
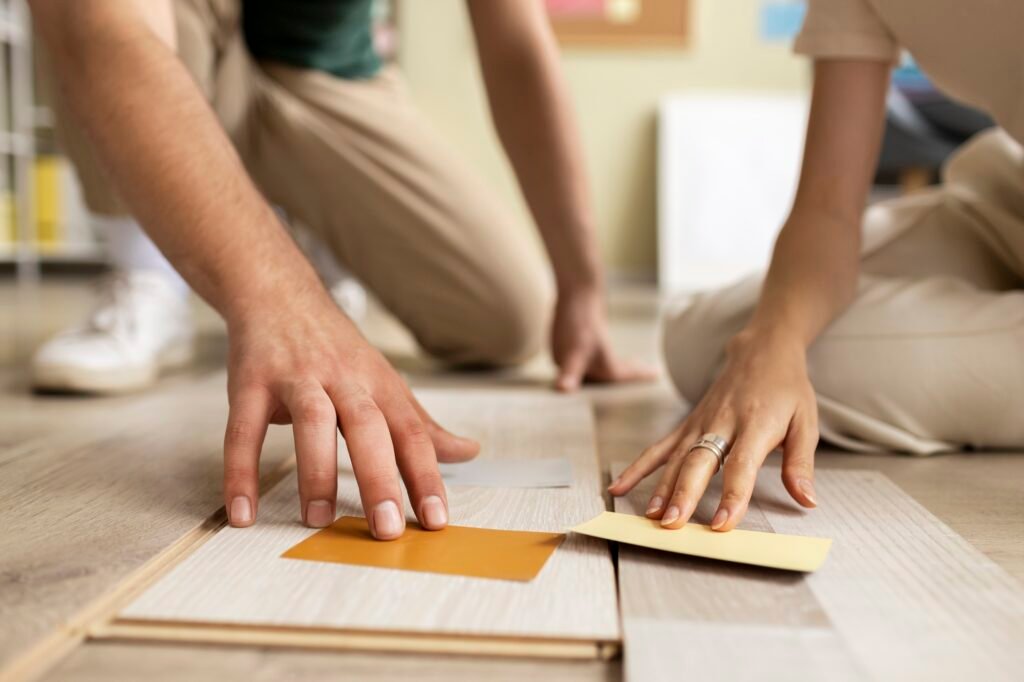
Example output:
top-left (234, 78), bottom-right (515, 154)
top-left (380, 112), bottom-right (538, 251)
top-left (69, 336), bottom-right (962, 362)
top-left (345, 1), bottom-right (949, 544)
top-left (572, 511), bottom-right (832, 572)
top-left (283, 516), bottom-right (565, 581)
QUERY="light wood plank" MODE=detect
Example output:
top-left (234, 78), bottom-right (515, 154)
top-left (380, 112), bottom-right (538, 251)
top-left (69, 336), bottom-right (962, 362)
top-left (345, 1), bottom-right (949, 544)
top-left (612, 463), bottom-right (1024, 681)
top-left (0, 368), bottom-right (295, 676)
top-left (114, 390), bottom-right (620, 648)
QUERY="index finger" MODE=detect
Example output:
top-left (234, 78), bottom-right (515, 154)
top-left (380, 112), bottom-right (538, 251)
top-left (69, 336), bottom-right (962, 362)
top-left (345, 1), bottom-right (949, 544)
top-left (223, 385), bottom-right (272, 527)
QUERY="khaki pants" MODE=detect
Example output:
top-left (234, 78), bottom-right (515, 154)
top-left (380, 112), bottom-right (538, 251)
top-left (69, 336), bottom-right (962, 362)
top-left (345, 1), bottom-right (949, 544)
top-left (663, 129), bottom-right (1024, 454)
top-left (55, 0), bottom-right (552, 367)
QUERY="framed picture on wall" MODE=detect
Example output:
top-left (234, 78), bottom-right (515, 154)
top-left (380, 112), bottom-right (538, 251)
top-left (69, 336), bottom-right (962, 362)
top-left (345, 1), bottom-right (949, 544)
top-left (545, 0), bottom-right (690, 48)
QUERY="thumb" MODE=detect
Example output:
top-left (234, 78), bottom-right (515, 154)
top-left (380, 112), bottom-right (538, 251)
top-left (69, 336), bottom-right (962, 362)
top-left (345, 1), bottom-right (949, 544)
top-left (430, 422), bottom-right (481, 463)
top-left (401, 384), bottom-right (480, 463)
top-left (556, 346), bottom-right (590, 393)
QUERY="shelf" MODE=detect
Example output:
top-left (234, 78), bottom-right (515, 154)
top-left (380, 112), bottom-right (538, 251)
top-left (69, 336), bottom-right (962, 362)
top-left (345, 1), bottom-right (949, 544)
top-left (0, 7), bottom-right (25, 44)
top-left (0, 131), bottom-right (33, 156)
top-left (0, 242), bottom-right (107, 265)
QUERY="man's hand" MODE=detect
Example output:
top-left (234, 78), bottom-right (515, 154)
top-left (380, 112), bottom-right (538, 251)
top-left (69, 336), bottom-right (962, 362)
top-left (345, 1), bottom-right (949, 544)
top-left (224, 294), bottom-right (479, 538)
top-left (551, 287), bottom-right (657, 392)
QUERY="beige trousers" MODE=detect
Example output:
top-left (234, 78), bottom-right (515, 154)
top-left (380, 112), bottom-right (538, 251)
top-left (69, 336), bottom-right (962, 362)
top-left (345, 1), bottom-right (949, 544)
top-left (663, 129), bottom-right (1024, 454)
top-left (54, 0), bottom-right (552, 367)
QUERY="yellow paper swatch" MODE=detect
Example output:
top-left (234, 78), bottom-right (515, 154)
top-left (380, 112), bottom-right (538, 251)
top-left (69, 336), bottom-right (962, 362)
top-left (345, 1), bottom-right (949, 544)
top-left (571, 511), bottom-right (831, 572)
top-left (282, 516), bottom-right (564, 581)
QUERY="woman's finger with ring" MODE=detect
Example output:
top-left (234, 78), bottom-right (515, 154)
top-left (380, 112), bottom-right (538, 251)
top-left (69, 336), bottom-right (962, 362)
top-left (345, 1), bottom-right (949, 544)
top-left (659, 443), bottom-right (720, 528)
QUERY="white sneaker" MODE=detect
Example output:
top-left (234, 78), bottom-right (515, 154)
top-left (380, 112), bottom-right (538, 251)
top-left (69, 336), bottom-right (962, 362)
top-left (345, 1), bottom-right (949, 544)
top-left (32, 271), bottom-right (196, 394)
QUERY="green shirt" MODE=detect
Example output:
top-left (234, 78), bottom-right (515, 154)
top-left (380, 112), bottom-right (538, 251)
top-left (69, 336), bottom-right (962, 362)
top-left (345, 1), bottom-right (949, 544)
top-left (242, 0), bottom-right (381, 80)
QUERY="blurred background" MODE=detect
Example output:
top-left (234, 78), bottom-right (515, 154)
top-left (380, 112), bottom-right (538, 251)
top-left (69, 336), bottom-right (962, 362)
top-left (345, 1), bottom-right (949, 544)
top-left (0, 0), bottom-right (992, 347)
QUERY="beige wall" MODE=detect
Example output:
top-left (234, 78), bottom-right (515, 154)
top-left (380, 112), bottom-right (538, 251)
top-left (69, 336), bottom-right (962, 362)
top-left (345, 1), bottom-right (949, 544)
top-left (397, 0), bottom-right (810, 279)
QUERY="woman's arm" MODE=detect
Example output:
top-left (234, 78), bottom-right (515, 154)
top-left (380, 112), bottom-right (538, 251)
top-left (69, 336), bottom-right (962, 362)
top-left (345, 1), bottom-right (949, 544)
top-left (610, 60), bottom-right (891, 530)
top-left (747, 59), bottom-right (891, 348)
top-left (466, 0), bottom-right (655, 391)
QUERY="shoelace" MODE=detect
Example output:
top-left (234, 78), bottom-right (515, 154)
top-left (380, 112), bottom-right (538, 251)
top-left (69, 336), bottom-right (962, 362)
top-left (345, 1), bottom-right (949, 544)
top-left (84, 273), bottom-right (161, 340)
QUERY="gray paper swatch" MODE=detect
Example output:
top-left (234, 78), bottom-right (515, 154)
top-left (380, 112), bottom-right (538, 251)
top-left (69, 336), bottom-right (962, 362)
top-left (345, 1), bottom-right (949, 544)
top-left (438, 457), bottom-right (572, 489)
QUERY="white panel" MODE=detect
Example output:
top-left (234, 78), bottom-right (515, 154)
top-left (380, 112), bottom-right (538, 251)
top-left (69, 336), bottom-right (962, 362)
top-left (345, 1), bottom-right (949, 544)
top-left (658, 92), bottom-right (809, 293)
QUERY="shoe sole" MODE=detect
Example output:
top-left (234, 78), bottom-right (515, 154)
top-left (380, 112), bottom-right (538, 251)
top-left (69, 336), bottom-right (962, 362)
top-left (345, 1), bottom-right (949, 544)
top-left (31, 342), bottom-right (196, 395)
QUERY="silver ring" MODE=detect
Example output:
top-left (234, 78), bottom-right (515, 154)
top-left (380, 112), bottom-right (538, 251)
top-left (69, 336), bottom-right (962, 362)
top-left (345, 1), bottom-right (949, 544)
top-left (687, 432), bottom-right (730, 472)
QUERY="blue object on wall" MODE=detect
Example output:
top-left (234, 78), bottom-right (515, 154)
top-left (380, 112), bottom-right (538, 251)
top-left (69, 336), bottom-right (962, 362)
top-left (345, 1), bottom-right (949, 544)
top-left (759, 1), bottom-right (806, 42)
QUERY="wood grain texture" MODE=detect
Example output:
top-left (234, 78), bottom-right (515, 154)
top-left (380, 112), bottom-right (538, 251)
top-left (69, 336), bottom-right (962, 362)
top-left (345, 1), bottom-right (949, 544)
top-left (115, 390), bottom-right (620, 646)
top-left (9, 280), bottom-right (1024, 681)
top-left (0, 366), bottom-right (295, 676)
top-left (611, 463), bottom-right (1024, 681)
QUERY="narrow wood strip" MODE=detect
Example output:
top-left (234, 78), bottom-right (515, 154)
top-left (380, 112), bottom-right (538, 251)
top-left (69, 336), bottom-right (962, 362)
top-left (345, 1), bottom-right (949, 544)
top-left (93, 620), bottom-right (620, 661)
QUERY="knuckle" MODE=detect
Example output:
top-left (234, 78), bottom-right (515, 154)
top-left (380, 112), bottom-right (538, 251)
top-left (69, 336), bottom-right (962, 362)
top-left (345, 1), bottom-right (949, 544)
top-left (344, 398), bottom-right (383, 427)
top-left (300, 469), bottom-right (337, 489)
top-left (357, 469), bottom-right (396, 493)
top-left (397, 418), bottom-right (431, 446)
top-left (223, 464), bottom-right (258, 483)
top-left (225, 420), bottom-right (261, 449)
top-left (293, 396), bottom-right (334, 424)
top-left (721, 489), bottom-right (748, 505)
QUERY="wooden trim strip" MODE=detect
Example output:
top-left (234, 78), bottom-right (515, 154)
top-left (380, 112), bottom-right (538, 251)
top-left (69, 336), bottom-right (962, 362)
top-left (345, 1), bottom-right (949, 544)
top-left (93, 620), bottom-right (621, 661)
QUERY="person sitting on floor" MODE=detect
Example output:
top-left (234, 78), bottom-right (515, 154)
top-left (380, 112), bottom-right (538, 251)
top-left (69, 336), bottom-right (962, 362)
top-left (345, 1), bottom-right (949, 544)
top-left (610, 0), bottom-right (1024, 530)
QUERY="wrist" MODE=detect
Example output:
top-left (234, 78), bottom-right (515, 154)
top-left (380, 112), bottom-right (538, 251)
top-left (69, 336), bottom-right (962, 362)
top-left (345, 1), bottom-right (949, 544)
top-left (726, 323), bottom-right (807, 364)
top-left (223, 273), bottom-right (336, 334)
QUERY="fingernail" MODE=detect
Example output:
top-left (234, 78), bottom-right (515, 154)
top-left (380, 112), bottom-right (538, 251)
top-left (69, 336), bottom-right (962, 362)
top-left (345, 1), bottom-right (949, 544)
top-left (372, 500), bottom-right (403, 539)
top-left (607, 476), bottom-right (622, 491)
top-left (678, 498), bottom-right (696, 525)
top-left (660, 505), bottom-right (681, 526)
top-left (711, 508), bottom-right (729, 530)
top-left (306, 500), bottom-right (334, 528)
top-left (229, 496), bottom-right (253, 526)
top-left (420, 495), bottom-right (447, 529)
top-left (645, 496), bottom-right (664, 516)
top-left (798, 479), bottom-right (818, 506)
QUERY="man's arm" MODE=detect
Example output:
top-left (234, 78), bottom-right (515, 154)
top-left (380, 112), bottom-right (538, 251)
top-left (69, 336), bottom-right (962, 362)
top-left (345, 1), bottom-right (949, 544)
top-left (466, 0), bottom-right (654, 391)
top-left (31, 0), bottom-right (478, 537)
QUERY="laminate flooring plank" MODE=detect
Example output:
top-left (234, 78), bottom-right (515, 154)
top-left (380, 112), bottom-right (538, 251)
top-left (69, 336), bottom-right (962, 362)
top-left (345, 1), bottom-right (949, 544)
top-left (612, 464), bottom-right (1024, 681)
top-left (762, 468), bottom-right (1024, 681)
top-left (0, 370), bottom-right (295, 670)
top-left (42, 641), bottom-right (619, 682)
top-left (117, 390), bottom-right (620, 644)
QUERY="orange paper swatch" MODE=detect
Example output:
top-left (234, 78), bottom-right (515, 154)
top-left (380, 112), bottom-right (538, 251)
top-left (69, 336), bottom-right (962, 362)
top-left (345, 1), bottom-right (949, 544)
top-left (281, 516), bottom-right (564, 582)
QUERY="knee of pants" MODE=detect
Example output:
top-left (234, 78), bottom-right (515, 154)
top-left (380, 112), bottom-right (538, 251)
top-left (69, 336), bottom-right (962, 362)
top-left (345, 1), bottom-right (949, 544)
top-left (661, 296), bottom-right (721, 404)
top-left (660, 275), bottom-right (762, 404)
top-left (420, 271), bottom-right (552, 368)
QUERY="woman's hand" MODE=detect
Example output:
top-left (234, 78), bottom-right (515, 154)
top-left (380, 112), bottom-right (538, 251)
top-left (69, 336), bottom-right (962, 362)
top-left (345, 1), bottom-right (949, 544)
top-left (608, 328), bottom-right (819, 531)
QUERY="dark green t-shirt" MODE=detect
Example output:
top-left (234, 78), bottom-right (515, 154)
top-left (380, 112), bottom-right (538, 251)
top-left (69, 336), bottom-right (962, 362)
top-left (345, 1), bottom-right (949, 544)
top-left (242, 0), bottom-right (381, 80)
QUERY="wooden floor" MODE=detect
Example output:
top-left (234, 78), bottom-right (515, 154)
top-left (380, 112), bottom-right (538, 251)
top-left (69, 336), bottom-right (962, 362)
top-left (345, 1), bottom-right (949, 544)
top-left (3, 276), bottom-right (1024, 681)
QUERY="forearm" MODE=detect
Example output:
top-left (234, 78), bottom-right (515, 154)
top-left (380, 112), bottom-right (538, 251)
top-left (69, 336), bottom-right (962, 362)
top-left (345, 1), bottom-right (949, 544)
top-left (737, 60), bottom-right (890, 352)
top-left (743, 211), bottom-right (861, 350)
top-left (33, 1), bottom-right (329, 326)
top-left (469, 2), bottom-right (601, 293)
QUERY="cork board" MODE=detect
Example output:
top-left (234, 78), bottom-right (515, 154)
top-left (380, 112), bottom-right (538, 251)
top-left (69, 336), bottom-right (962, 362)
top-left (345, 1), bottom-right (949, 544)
top-left (546, 0), bottom-right (690, 48)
